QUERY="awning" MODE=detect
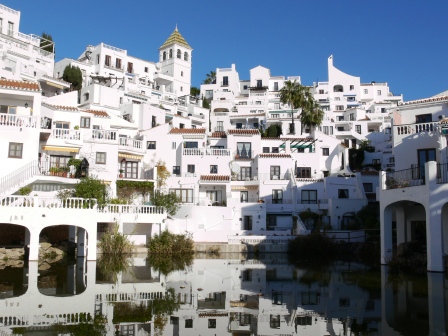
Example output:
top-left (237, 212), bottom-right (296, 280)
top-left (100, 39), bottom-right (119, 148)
top-left (46, 81), bottom-right (65, 89)
top-left (231, 185), bottom-right (258, 191)
top-left (279, 143), bottom-right (312, 149)
top-left (41, 146), bottom-right (79, 153)
top-left (118, 153), bottom-right (143, 160)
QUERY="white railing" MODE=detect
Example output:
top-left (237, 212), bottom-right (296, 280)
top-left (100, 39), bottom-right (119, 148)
top-left (206, 148), bottom-right (231, 156)
top-left (32, 45), bottom-right (54, 59)
top-left (98, 204), bottom-right (165, 214)
top-left (103, 43), bottom-right (125, 53)
top-left (0, 114), bottom-right (38, 128)
top-left (0, 4), bottom-right (19, 14)
top-left (183, 148), bottom-right (204, 156)
top-left (52, 128), bottom-right (81, 140)
top-left (119, 137), bottom-right (143, 150)
top-left (91, 129), bottom-right (117, 142)
top-left (0, 160), bottom-right (44, 195)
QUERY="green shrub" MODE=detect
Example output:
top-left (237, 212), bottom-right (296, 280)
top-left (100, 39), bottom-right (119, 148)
top-left (148, 230), bottom-right (193, 255)
top-left (99, 224), bottom-right (133, 255)
top-left (18, 186), bottom-right (32, 196)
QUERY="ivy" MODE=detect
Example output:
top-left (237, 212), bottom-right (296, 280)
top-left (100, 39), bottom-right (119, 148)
top-left (116, 180), bottom-right (154, 202)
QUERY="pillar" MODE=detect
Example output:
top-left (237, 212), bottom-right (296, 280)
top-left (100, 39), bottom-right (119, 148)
top-left (76, 257), bottom-right (87, 290)
top-left (26, 227), bottom-right (40, 261)
top-left (67, 263), bottom-right (75, 295)
top-left (395, 207), bottom-right (406, 245)
top-left (380, 206), bottom-right (393, 264)
top-left (86, 225), bottom-right (98, 261)
top-left (77, 227), bottom-right (87, 258)
top-left (381, 266), bottom-right (396, 331)
top-left (427, 272), bottom-right (446, 335)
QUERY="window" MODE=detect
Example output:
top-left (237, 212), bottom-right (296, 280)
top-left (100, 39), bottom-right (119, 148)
top-left (170, 188), bottom-right (193, 203)
top-left (363, 89), bottom-right (368, 94)
top-left (272, 291), bottom-right (283, 305)
top-left (181, 71), bottom-right (183, 76)
top-left (8, 142), bottom-right (22, 158)
top-left (274, 103), bottom-right (280, 110)
top-left (144, 67), bottom-right (148, 73)
top-left (323, 126), bottom-right (329, 135)
top-left (121, 161), bottom-right (138, 179)
top-left (170, 316), bottom-right (179, 325)
top-left (115, 58), bottom-right (121, 69)
top-left (271, 147), bottom-right (279, 153)
top-left (255, 101), bottom-right (261, 105)
top-left (338, 189), bottom-right (349, 198)
top-left (84, 92), bottom-right (89, 101)
top-left (7, 21), bottom-right (13, 36)
top-left (120, 325), bottom-right (134, 336)
top-left (336, 105), bottom-right (345, 111)
top-left (222, 76), bottom-right (228, 86)
top-left (80, 117), bottom-right (90, 129)
top-left (372, 159), bottom-right (381, 165)
top-left (257, 80), bottom-right (262, 87)
top-left (330, 126), bottom-right (334, 135)
top-left (263, 147), bottom-right (270, 153)
top-left (301, 190), bottom-right (317, 204)
top-left (187, 165), bottom-right (195, 174)
top-left (184, 52), bottom-right (189, 61)
top-left (377, 90), bottom-right (381, 95)
top-left (415, 114), bottom-right (432, 124)
top-left (236, 142), bottom-right (251, 159)
top-left (319, 89), bottom-right (324, 94)
top-left (322, 148), bottom-right (329, 156)
top-left (296, 167), bottom-right (311, 178)
top-left (335, 97), bottom-right (340, 101)
top-left (208, 319), bottom-right (216, 328)
top-left (169, 49), bottom-right (173, 58)
top-left (172, 142), bottom-right (176, 149)
top-left (127, 62), bottom-right (133, 73)
top-left (163, 51), bottom-right (166, 61)
top-left (177, 49), bottom-right (181, 59)
top-left (105, 55), bottom-right (111, 66)
top-left (301, 291), bottom-right (320, 305)
top-left (185, 319), bottom-right (193, 328)
top-left (243, 85), bottom-right (248, 90)
top-left (173, 166), bottom-right (180, 175)
top-left (272, 189), bottom-right (283, 204)
top-left (243, 216), bottom-right (252, 230)
top-left (241, 269), bottom-right (252, 281)
top-left (184, 141), bottom-right (198, 148)
top-left (273, 82), bottom-right (278, 91)
top-left (180, 86), bottom-right (183, 92)
top-left (363, 183), bottom-right (373, 192)
top-left (0, 105), bottom-right (17, 114)
top-left (349, 113), bottom-right (354, 121)
top-left (240, 191), bottom-right (248, 203)
top-left (216, 121), bottom-right (224, 132)
top-left (239, 167), bottom-right (252, 180)
top-left (147, 141), bottom-right (156, 149)
top-left (96, 152), bottom-right (106, 164)
top-left (355, 125), bottom-right (361, 134)
top-left (350, 85), bottom-right (354, 90)
top-left (270, 315), bottom-right (280, 328)
top-left (179, 123), bottom-right (184, 129)
top-left (50, 155), bottom-right (70, 169)
top-left (210, 165), bottom-right (217, 174)
top-left (270, 166), bottom-right (280, 180)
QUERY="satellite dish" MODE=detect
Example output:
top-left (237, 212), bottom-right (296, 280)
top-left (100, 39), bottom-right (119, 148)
top-left (230, 321), bottom-right (239, 330)
top-left (231, 162), bottom-right (241, 174)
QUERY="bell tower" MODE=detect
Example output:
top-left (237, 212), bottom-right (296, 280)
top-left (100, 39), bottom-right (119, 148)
top-left (158, 26), bottom-right (192, 96)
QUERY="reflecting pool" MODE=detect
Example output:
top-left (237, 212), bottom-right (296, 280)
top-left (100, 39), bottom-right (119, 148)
top-left (0, 253), bottom-right (446, 335)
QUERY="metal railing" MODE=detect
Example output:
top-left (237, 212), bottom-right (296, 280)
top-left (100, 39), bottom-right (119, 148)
top-left (437, 163), bottom-right (448, 184)
top-left (0, 160), bottom-right (44, 195)
top-left (384, 165), bottom-right (425, 190)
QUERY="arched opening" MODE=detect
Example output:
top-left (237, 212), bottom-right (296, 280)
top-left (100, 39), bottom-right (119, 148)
top-left (333, 84), bottom-right (343, 92)
top-left (177, 49), bottom-right (181, 59)
top-left (184, 52), bottom-right (189, 61)
top-left (163, 51), bottom-right (166, 61)
top-left (169, 49), bottom-right (173, 58)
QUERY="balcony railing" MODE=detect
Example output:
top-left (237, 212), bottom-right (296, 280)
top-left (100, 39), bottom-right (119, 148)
top-left (52, 129), bottom-right (81, 140)
top-left (206, 148), bottom-right (231, 156)
top-left (183, 148), bottom-right (204, 156)
top-left (437, 163), bottom-right (448, 184)
top-left (0, 115), bottom-right (38, 128)
top-left (384, 165), bottom-right (425, 190)
top-left (91, 129), bottom-right (117, 141)
top-left (395, 122), bottom-right (438, 135)
top-left (119, 137), bottom-right (143, 151)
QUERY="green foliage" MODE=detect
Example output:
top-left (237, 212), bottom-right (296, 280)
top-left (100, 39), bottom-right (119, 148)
top-left (113, 302), bottom-right (152, 323)
top-left (50, 315), bottom-right (107, 336)
top-left (63, 65), bottom-right (83, 91)
top-left (288, 233), bottom-right (337, 263)
top-left (73, 177), bottom-right (107, 205)
top-left (156, 162), bottom-right (170, 187)
top-left (116, 180), bottom-right (154, 203)
top-left (190, 86), bottom-right (200, 97)
top-left (18, 186), bottom-right (32, 196)
top-left (148, 230), bottom-right (194, 255)
top-left (97, 253), bottom-right (131, 283)
top-left (261, 124), bottom-right (282, 138)
top-left (202, 70), bottom-right (216, 84)
top-left (148, 254), bottom-right (193, 276)
top-left (150, 191), bottom-right (180, 216)
top-left (99, 224), bottom-right (133, 255)
top-left (202, 97), bottom-right (210, 109)
top-left (355, 204), bottom-right (380, 230)
top-left (40, 32), bottom-right (55, 54)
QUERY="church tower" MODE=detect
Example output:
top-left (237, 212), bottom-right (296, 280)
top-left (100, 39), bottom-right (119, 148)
top-left (158, 26), bottom-right (192, 96)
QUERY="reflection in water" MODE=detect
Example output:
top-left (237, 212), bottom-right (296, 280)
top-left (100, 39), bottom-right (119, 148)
top-left (0, 254), bottom-right (445, 335)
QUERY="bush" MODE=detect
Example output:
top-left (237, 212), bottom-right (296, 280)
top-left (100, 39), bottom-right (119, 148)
top-left (148, 230), bottom-right (193, 255)
top-left (288, 233), bottom-right (337, 263)
top-left (148, 254), bottom-right (193, 276)
top-left (99, 224), bottom-right (133, 255)
top-left (18, 186), bottom-right (32, 196)
top-left (150, 191), bottom-right (181, 216)
top-left (73, 177), bottom-right (108, 205)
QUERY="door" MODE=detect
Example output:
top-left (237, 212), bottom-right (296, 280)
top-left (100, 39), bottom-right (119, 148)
top-left (417, 148), bottom-right (436, 179)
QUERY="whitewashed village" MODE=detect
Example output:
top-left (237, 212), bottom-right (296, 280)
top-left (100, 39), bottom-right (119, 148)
top-left (0, 3), bottom-right (447, 336)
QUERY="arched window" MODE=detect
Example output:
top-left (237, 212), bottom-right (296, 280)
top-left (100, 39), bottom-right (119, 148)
top-left (163, 52), bottom-right (166, 61)
top-left (169, 49), bottom-right (173, 58)
top-left (184, 52), bottom-right (189, 61)
top-left (333, 85), bottom-right (343, 93)
top-left (177, 49), bottom-right (181, 59)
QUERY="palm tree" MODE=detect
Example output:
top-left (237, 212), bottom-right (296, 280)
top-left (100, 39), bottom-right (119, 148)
top-left (300, 98), bottom-right (325, 131)
top-left (203, 71), bottom-right (216, 84)
top-left (279, 80), bottom-right (307, 135)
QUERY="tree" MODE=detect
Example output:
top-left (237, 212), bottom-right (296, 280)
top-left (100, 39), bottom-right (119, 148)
top-left (300, 99), bottom-right (324, 129)
top-left (150, 190), bottom-right (181, 216)
top-left (63, 65), bottom-right (83, 91)
top-left (190, 86), bottom-right (200, 97)
top-left (40, 32), bottom-right (55, 54)
top-left (73, 177), bottom-right (108, 205)
top-left (203, 70), bottom-right (216, 84)
top-left (202, 96), bottom-right (210, 109)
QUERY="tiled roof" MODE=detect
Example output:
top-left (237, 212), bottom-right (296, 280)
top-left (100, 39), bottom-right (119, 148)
top-left (42, 103), bottom-right (78, 111)
top-left (211, 131), bottom-right (227, 138)
top-left (399, 95), bottom-right (448, 106)
top-left (160, 27), bottom-right (192, 50)
top-left (361, 171), bottom-right (379, 176)
top-left (200, 175), bottom-right (230, 181)
top-left (0, 79), bottom-right (40, 92)
top-left (227, 129), bottom-right (260, 135)
top-left (83, 109), bottom-right (109, 117)
top-left (42, 75), bottom-right (71, 86)
top-left (262, 137), bottom-right (313, 141)
top-left (230, 113), bottom-right (265, 118)
top-left (259, 154), bottom-right (292, 158)
top-left (358, 116), bottom-right (370, 121)
top-left (169, 128), bottom-right (206, 134)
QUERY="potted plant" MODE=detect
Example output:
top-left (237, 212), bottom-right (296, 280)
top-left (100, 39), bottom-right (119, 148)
top-left (60, 166), bottom-right (69, 178)
top-left (119, 169), bottom-right (124, 178)
top-left (74, 125), bottom-right (79, 130)
top-left (49, 167), bottom-right (58, 176)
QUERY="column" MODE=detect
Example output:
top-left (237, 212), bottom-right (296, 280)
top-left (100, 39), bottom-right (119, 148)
top-left (26, 227), bottom-right (40, 261)
top-left (380, 206), bottom-right (393, 264)
top-left (86, 225), bottom-right (98, 261)
top-left (427, 272), bottom-right (446, 335)
top-left (77, 227), bottom-right (87, 258)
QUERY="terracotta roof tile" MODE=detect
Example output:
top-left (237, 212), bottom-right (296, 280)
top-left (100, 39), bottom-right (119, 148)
top-left (83, 109), bottom-right (109, 117)
top-left (200, 175), bottom-right (230, 181)
top-left (211, 131), bottom-right (227, 138)
top-left (227, 129), bottom-right (260, 135)
top-left (400, 95), bottom-right (448, 106)
top-left (42, 103), bottom-right (78, 111)
top-left (262, 137), bottom-right (313, 141)
top-left (259, 154), bottom-right (292, 158)
top-left (230, 113), bottom-right (265, 118)
top-left (0, 79), bottom-right (40, 92)
top-left (169, 128), bottom-right (206, 134)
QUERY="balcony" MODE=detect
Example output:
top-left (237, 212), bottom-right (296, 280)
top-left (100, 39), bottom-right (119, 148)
top-left (183, 148), bottom-right (204, 156)
top-left (118, 137), bottom-right (144, 154)
top-left (206, 148), bottom-right (231, 156)
top-left (87, 129), bottom-right (118, 143)
top-left (394, 121), bottom-right (439, 144)
top-left (52, 129), bottom-right (81, 140)
top-left (0, 115), bottom-right (38, 128)
top-left (384, 165), bottom-right (425, 190)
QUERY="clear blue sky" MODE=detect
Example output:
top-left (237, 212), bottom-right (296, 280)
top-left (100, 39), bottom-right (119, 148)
top-left (8, 0), bottom-right (448, 101)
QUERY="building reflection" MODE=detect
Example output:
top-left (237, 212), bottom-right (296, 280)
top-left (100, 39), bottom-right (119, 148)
top-left (0, 255), bottom-right (445, 335)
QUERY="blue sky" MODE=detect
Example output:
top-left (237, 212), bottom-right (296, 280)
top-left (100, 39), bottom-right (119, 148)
top-left (8, 0), bottom-right (448, 101)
